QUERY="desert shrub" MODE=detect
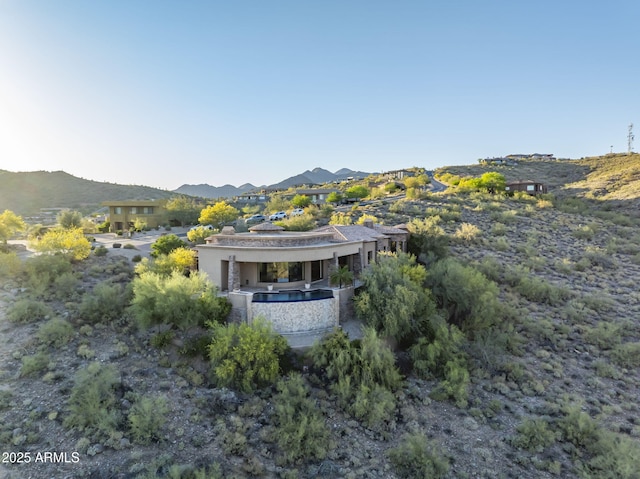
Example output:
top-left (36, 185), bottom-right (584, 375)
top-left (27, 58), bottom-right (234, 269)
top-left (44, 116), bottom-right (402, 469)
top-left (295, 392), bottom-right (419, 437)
top-left (555, 197), bottom-right (589, 214)
top-left (584, 246), bottom-right (617, 269)
top-left (410, 316), bottom-right (470, 407)
top-left (208, 317), bottom-right (289, 392)
top-left (78, 281), bottom-right (131, 324)
top-left (150, 330), bottom-right (174, 349)
top-left (387, 433), bottom-right (449, 479)
top-left (309, 328), bottom-right (401, 428)
top-left (572, 224), bottom-right (596, 240)
top-left (583, 321), bottom-right (625, 350)
top-left (491, 222), bottom-right (507, 236)
top-left (407, 217), bottom-right (449, 265)
top-left (580, 429), bottom-right (640, 479)
top-left (30, 227), bottom-right (91, 260)
top-left (131, 254), bottom-right (143, 263)
top-left (7, 298), bottom-right (53, 323)
top-left (426, 257), bottom-right (502, 336)
top-left (270, 374), bottom-right (333, 464)
top-left (511, 418), bottom-right (557, 452)
top-left (130, 271), bottom-right (230, 330)
top-left (123, 243), bottom-right (137, 249)
top-left (453, 222), bottom-right (481, 242)
top-left (610, 342), bottom-right (640, 368)
top-left (515, 276), bottom-right (572, 305)
top-left (0, 252), bottom-right (21, 279)
top-left (472, 256), bottom-right (503, 283)
top-left (52, 271), bottom-right (80, 300)
top-left (37, 318), bottom-right (74, 347)
top-left (276, 215), bottom-right (316, 231)
top-left (22, 254), bottom-right (72, 294)
top-left (93, 245), bottom-right (108, 256)
top-left (64, 362), bottom-right (121, 437)
top-left (128, 396), bottom-right (169, 445)
top-left (355, 252), bottom-right (436, 342)
top-left (20, 352), bottom-right (50, 377)
top-left (558, 404), bottom-right (599, 448)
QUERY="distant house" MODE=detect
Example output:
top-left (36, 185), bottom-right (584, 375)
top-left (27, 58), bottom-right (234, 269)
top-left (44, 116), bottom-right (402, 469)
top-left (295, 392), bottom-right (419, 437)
top-left (294, 188), bottom-right (340, 204)
top-left (102, 200), bottom-right (166, 232)
top-left (505, 180), bottom-right (548, 195)
top-left (235, 191), bottom-right (270, 204)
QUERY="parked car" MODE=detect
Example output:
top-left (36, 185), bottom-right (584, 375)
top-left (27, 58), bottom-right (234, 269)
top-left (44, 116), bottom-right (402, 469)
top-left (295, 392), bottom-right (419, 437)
top-left (246, 214), bottom-right (266, 224)
top-left (269, 211), bottom-right (287, 221)
top-left (291, 208), bottom-right (305, 216)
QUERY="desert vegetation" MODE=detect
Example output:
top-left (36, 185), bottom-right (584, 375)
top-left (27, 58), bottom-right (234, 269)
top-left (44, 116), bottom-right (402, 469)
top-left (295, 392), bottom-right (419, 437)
top-left (1, 156), bottom-right (640, 478)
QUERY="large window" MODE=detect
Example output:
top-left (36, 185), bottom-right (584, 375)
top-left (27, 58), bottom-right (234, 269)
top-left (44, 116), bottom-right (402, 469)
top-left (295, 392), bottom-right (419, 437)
top-left (311, 260), bottom-right (323, 281)
top-left (114, 207), bottom-right (122, 214)
top-left (259, 262), bottom-right (304, 283)
top-left (142, 206), bottom-right (154, 214)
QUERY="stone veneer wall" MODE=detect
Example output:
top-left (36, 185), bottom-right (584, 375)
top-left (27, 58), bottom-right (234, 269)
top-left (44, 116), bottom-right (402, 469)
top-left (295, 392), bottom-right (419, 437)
top-left (248, 293), bottom-right (339, 334)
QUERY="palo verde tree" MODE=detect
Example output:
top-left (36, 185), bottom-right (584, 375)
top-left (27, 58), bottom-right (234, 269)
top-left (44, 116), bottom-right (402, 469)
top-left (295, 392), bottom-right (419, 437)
top-left (57, 210), bottom-right (83, 229)
top-left (355, 252), bottom-right (437, 342)
top-left (30, 227), bottom-right (91, 261)
top-left (0, 210), bottom-right (26, 246)
top-left (291, 194), bottom-right (311, 209)
top-left (345, 185), bottom-right (369, 200)
top-left (198, 201), bottom-right (239, 230)
top-left (150, 234), bottom-right (187, 258)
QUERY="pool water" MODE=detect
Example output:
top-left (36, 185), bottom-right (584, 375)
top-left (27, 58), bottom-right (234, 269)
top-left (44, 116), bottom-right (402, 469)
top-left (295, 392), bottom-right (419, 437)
top-left (252, 289), bottom-right (334, 302)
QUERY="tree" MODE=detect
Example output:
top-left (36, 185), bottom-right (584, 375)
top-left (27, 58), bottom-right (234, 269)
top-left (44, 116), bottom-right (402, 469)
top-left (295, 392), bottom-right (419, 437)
top-left (354, 252), bottom-right (436, 341)
top-left (208, 317), bottom-right (289, 392)
top-left (291, 194), bottom-right (311, 208)
top-left (326, 191), bottom-right (343, 204)
top-left (30, 227), bottom-right (91, 261)
top-left (137, 247), bottom-right (196, 276)
top-left (479, 172), bottom-right (506, 194)
top-left (198, 201), bottom-right (239, 229)
top-left (329, 265), bottom-right (353, 288)
top-left (130, 271), bottom-right (230, 329)
top-left (150, 234), bottom-right (187, 258)
top-left (187, 225), bottom-right (212, 244)
top-left (165, 196), bottom-right (200, 226)
top-left (345, 185), bottom-right (369, 200)
top-left (57, 210), bottom-right (83, 229)
top-left (0, 210), bottom-right (26, 245)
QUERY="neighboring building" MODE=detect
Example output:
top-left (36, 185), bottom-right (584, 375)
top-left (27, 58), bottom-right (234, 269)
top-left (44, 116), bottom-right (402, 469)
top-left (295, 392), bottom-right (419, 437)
top-left (102, 200), bottom-right (167, 232)
top-left (195, 220), bottom-right (409, 336)
top-left (235, 191), bottom-right (270, 204)
top-left (505, 180), bottom-right (548, 195)
top-left (293, 188), bottom-right (340, 205)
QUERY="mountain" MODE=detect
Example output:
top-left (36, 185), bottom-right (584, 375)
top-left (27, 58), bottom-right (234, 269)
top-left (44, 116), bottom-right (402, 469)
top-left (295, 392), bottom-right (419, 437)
top-left (0, 170), bottom-right (174, 216)
top-left (173, 183), bottom-right (257, 199)
top-left (268, 167), bottom-right (372, 190)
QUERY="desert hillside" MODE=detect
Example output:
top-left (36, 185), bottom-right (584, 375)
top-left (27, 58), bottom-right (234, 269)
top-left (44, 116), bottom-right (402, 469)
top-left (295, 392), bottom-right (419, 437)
top-left (1, 156), bottom-right (639, 478)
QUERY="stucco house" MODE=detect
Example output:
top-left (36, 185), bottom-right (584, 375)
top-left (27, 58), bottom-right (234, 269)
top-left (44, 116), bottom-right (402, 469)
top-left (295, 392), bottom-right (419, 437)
top-left (102, 200), bottom-right (167, 232)
top-left (195, 220), bottom-right (408, 337)
top-left (505, 180), bottom-right (548, 195)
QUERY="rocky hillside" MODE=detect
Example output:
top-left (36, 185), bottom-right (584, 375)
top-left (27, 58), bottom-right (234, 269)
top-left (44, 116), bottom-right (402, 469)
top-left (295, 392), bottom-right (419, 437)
top-left (1, 156), bottom-right (639, 478)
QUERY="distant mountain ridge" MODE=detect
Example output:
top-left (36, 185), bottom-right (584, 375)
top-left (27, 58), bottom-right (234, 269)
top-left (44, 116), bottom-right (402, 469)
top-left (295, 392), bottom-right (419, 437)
top-left (0, 167), bottom-right (374, 214)
top-left (175, 167), bottom-right (372, 198)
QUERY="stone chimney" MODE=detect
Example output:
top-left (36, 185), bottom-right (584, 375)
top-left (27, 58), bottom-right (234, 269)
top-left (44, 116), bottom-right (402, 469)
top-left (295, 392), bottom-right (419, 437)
top-left (363, 219), bottom-right (374, 229)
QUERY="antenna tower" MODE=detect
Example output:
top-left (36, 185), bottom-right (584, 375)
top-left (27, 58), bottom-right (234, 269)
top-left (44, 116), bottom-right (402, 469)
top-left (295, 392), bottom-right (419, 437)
top-left (629, 123), bottom-right (635, 154)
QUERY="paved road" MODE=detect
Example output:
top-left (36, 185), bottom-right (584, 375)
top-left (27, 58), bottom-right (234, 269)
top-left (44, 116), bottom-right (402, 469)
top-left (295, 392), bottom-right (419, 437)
top-left (426, 172), bottom-right (448, 192)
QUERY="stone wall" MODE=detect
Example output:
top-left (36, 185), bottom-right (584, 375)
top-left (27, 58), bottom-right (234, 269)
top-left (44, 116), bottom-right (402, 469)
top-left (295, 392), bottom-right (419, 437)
top-left (249, 294), bottom-right (339, 334)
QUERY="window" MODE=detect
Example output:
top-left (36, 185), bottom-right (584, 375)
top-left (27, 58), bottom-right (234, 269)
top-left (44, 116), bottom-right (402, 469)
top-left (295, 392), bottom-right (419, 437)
top-left (130, 207), bottom-right (138, 214)
top-left (259, 262), bottom-right (304, 283)
top-left (142, 207), bottom-right (154, 214)
top-left (526, 185), bottom-right (535, 192)
top-left (311, 260), bottom-right (322, 281)
top-left (114, 207), bottom-right (122, 214)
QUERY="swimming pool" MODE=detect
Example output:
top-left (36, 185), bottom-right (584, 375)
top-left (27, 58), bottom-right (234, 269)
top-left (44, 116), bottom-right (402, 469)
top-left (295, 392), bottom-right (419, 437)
top-left (252, 289), bottom-right (334, 302)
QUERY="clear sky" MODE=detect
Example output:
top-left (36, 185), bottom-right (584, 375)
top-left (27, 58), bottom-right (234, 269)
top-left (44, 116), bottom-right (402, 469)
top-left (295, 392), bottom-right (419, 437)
top-left (1, 1), bottom-right (638, 190)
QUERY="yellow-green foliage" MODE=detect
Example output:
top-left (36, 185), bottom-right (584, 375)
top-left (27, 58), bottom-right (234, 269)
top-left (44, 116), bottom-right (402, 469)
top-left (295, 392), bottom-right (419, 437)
top-left (0, 252), bottom-right (21, 278)
top-left (20, 352), bottom-right (50, 377)
top-left (329, 212), bottom-right (352, 225)
top-left (274, 214), bottom-right (316, 231)
top-left (7, 298), bottom-right (53, 323)
top-left (454, 222), bottom-right (481, 242)
top-left (187, 225), bottom-right (212, 244)
top-left (356, 214), bottom-right (378, 225)
top-left (208, 317), bottom-right (288, 393)
top-left (387, 433), bottom-right (449, 479)
top-left (198, 201), bottom-right (239, 229)
top-left (130, 271), bottom-right (230, 329)
top-left (0, 209), bottom-right (26, 244)
top-left (128, 396), bottom-right (169, 445)
top-left (30, 227), bottom-right (91, 260)
top-left (78, 281), bottom-right (131, 324)
top-left (512, 418), bottom-right (557, 452)
top-left (270, 374), bottom-right (333, 464)
top-left (64, 362), bottom-right (121, 437)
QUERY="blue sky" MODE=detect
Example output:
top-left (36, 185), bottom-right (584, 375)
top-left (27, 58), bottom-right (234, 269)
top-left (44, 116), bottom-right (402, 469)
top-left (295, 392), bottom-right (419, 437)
top-left (1, 1), bottom-right (638, 190)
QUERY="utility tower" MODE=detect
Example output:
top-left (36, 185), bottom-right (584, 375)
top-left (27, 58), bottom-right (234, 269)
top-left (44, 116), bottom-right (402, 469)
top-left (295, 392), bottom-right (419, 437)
top-left (629, 123), bottom-right (635, 154)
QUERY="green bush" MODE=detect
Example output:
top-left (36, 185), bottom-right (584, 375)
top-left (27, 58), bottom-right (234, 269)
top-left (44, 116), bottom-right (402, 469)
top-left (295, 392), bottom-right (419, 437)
top-left (37, 318), bottom-right (74, 347)
top-left (453, 222), bottom-right (482, 242)
top-left (130, 271), bottom-right (230, 330)
top-left (208, 317), bottom-right (289, 392)
top-left (512, 418), bottom-right (557, 452)
top-left (93, 245), bottom-right (108, 256)
top-left (20, 352), bottom-right (50, 377)
top-left (387, 433), bottom-right (449, 479)
top-left (270, 374), bottom-right (333, 464)
top-left (52, 271), bottom-right (79, 300)
top-left (128, 396), bottom-right (169, 445)
top-left (150, 234), bottom-right (187, 258)
top-left (7, 298), bottom-right (53, 323)
top-left (22, 254), bottom-right (72, 296)
top-left (515, 275), bottom-right (572, 305)
top-left (150, 330), bottom-right (174, 349)
top-left (78, 281), bottom-right (131, 324)
top-left (407, 217), bottom-right (449, 265)
top-left (64, 362), bottom-right (121, 437)
top-left (610, 342), bottom-right (640, 368)
top-left (0, 252), bottom-right (21, 279)
top-left (355, 252), bottom-right (435, 341)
